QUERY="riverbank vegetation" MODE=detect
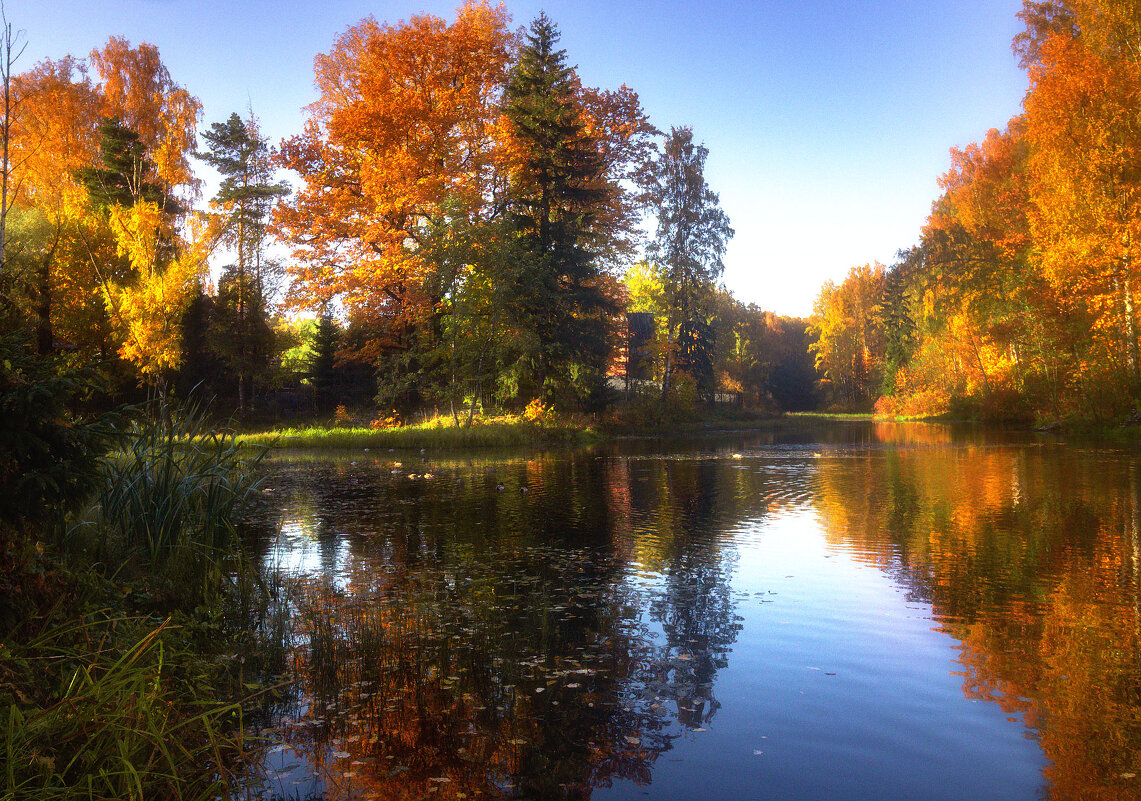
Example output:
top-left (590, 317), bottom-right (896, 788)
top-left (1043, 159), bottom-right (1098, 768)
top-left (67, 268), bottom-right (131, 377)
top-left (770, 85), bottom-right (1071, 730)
top-left (0, 336), bottom-right (284, 799)
top-left (809, 2), bottom-right (1141, 426)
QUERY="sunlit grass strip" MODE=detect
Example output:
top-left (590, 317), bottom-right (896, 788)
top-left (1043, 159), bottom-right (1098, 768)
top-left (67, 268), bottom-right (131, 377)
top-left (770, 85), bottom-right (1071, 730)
top-left (234, 416), bottom-right (598, 451)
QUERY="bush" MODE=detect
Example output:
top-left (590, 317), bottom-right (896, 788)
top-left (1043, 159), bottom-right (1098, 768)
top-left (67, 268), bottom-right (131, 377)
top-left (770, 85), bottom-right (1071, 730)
top-left (0, 334), bottom-right (118, 532)
top-left (98, 400), bottom-right (262, 564)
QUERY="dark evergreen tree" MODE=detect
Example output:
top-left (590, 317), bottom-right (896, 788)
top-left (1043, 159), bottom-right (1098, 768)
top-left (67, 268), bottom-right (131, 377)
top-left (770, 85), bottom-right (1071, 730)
top-left (502, 13), bottom-right (614, 408)
top-left (676, 319), bottom-right (716, 399)
top-left (174, 283), bottom-right (225, 399)
top-left (309, 307), bottom-right (341, 413)
top-left (79, 117), bottom-right (181, 214)
top-left (209, 266), bottom-right (277, 408)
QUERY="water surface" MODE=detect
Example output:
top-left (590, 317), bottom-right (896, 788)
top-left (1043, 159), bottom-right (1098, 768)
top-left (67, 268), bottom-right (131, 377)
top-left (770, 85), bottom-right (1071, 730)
top-left (246, 422), bottom-right (1141, 800)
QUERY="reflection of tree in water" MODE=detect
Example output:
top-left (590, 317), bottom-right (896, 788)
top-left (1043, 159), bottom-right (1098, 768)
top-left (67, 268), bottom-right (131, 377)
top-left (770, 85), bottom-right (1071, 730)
top-left (647, 547), bottom-right (740, 730)
top-left (247, 451), bottom-right (755, 800)
top-left (814, 445), bottom-right (1141, 799)
top-left (273, 549), bottom-right (672, 800)
top-left (626, 458), bottom-right (743, 732)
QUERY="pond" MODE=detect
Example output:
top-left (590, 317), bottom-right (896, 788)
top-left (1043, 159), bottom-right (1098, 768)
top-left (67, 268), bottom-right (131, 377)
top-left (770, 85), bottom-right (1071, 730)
top-left (244, 421), bottom-right (1141, 801)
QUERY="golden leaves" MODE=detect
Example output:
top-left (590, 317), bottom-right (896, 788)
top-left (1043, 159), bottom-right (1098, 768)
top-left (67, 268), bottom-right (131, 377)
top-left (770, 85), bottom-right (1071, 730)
top-left (278, 1), bottom-right (513, 319)
top-left (89, 37), bottom-right (202, 197)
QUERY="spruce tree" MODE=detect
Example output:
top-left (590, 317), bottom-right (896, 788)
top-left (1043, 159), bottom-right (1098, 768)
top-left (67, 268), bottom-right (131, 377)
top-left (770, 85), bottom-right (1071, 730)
top-left (309, 307), bottom-right (340, 413)
top-left (502, 13), bottom-right (613, 407)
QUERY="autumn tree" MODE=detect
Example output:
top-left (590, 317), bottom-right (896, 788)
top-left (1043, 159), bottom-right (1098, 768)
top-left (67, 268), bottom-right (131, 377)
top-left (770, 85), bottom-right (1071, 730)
top-left (276, 2), bottom-right (513, 400)
top-left (89, 37), bottom-right (200, 201)
top-left (810, 263), bottom-right (886, 409)
top-left (82, 39), bottom-right (206, 384)
top-left (640, 126), bottom-right (733, 399)
top-left (1019, 0), bottom-right (1141, 403)
top-left (7, 56), bottom-right (105, 354)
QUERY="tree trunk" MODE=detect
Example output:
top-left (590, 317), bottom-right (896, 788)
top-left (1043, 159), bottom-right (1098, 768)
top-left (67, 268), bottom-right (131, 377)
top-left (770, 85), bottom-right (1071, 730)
top-left (0, 20), bottom-right (19, 276)
top-left (1122, 252), bottom-right (1140, 392)
top-left (35, 255), bottom-right (51, 355)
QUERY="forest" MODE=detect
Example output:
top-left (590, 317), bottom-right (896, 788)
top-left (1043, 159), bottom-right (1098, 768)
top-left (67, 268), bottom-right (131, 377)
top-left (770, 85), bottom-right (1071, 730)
top-left (0, 2), bottom-right (818, 429)
top-left (810, 1), bottom-right (1141, 421)
top-left (6, 1), bottom-right (1141, 429)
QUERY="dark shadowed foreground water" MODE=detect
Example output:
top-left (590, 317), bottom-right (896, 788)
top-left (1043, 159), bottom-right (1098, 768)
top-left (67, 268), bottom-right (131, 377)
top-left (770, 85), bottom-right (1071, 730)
top-left (243, 422), bottom-right (1141, 801)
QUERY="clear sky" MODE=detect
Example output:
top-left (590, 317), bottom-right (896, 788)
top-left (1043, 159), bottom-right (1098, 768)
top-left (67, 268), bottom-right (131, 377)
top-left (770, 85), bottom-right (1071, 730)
top-left (11, 0), bottom-right (1029, 317)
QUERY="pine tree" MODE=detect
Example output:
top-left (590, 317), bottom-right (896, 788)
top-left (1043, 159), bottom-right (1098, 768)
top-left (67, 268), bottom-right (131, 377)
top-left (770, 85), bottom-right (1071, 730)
top-left (198, 111), bottom-right (288, 412)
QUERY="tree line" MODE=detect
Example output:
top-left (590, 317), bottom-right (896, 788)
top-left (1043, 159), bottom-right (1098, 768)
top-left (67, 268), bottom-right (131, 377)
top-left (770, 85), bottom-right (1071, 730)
top-left (810, 0), bottom-right (1141, 421)
top-left (0, 2), bottom-right (816, 422)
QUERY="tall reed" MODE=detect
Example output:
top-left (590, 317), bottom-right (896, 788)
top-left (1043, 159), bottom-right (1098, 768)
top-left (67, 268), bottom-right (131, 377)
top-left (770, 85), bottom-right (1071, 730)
top-left (99, 399), bottom-right (263, 563)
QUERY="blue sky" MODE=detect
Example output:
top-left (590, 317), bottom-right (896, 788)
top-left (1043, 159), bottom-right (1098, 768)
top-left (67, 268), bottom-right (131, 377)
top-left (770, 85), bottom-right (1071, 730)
top-left (12, 0), bottom-right (1028, 316)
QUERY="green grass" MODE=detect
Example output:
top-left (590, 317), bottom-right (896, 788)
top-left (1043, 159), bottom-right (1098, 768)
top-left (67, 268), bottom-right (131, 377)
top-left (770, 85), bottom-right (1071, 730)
top-left (234, 415), bottom-right (599, 451)
top-left (1, 611), bottom-right (256, 798)
top-left (2, 400), bottom-right (289, 801)
top-left (784, 411), bottom-right (880, 420)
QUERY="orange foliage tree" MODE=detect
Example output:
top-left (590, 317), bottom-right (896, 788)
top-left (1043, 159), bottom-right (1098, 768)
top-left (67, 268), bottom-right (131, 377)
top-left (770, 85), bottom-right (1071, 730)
top-left (8, 56), bottom-right (107, 355)
top-left (1020, 0), bottom-right (1141, 403)
top-left (9, 39), bottom-right (207, 383)
top-left (85, 40), bottom-right (207, 381)
top-left (810, 263), bottom-right (886, 409)
top-left (275, 2), bottom-right (514, 354)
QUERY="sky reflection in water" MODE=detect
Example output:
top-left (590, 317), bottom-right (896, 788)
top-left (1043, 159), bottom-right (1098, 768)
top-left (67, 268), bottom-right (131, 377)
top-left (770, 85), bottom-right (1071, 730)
top-left (245, 423), bottom-right (1141, 800)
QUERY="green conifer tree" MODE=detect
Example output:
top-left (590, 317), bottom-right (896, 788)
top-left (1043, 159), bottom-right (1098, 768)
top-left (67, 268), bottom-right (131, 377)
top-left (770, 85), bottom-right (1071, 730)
top-left (502, 13), bottom-right (614, 408)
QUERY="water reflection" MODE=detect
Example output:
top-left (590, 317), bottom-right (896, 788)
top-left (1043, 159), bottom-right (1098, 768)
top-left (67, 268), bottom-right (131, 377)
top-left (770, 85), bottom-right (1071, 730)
top-left (812, 436), bottom-right (1141, 799)
top-left (246, 424), bottom-right (1141, 800)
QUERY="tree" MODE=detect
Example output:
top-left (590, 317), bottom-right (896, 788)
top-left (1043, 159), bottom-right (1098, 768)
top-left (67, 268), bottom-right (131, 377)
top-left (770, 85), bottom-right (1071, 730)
top-left (7, 56), bottom-right (106, 355)
top-left (78, 39), bottom-right (207, 386)
top-left (0, 2), bottom-right (27, 277)
top-left (198, 111), bottom-right (287, 411)
top-left (1019, 0), bottom-right (1141, 400)
top-left (89, 36), bottom-right (201, 199)
top-left (309, 306), bottom-right (341, 413)
top-left (810, 264), bottom-right (886, 408)
top-left (79, 117), bottom-right (206, 381)
top-left (640, 126), bottom-right (733, 398)
top-left (275, 1), bottom-right (513, 367)
top-left (499, 12), bottom-right (634, 407)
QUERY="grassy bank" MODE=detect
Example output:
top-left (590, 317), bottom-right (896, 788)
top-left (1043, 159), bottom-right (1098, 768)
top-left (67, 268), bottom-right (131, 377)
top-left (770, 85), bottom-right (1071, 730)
top-left (2, 402), bottom-right (286, 801)
top-left (235, 414), bottom-right (600, 450)
top-left (233, 410), bottom-right (802, 451)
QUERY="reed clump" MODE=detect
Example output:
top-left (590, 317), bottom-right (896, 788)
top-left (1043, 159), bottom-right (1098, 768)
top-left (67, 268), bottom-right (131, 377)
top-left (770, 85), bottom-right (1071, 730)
top-left (2, 396), bottom-right (287, 801)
